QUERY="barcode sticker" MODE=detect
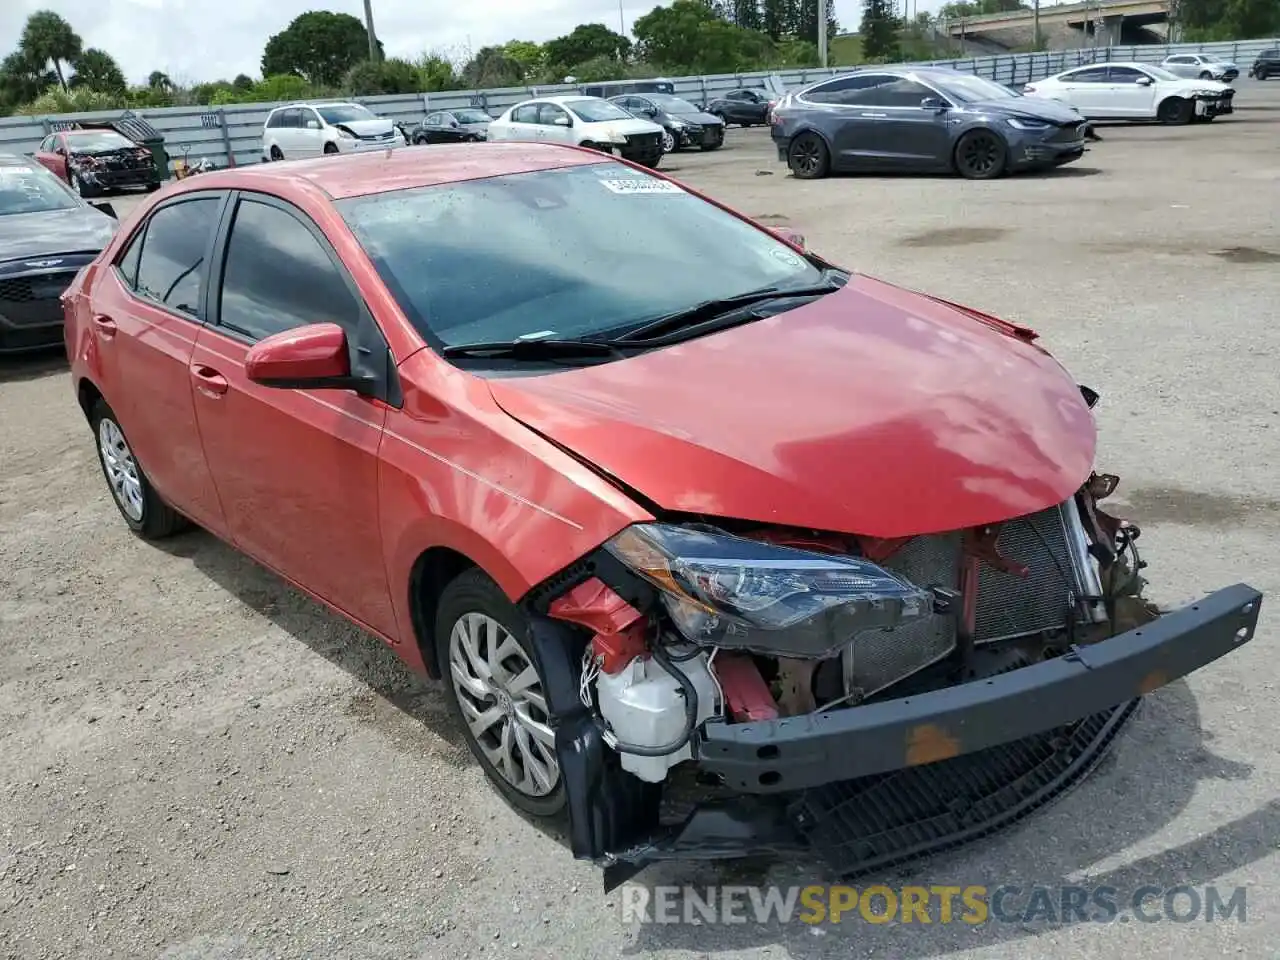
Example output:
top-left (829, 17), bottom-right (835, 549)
top-left (598, 178), bottom-right (683, 195)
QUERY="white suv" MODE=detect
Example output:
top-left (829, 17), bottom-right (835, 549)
top-left (262, 101), bottom-right (401, 161)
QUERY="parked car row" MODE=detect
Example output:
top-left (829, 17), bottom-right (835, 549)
top-left (768, 59), bottom-right (1238, 180)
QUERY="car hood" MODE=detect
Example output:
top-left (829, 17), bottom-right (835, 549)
top-left (972, 97), bottom-right (1082, 124)
top-left (1168, 77), bottom-right (1231, 92)
top-left (0, 207), bottom-right (116, 263)
top-left (487, 275), bottom-right (1097, 538)
top-left (586, 117), bottom-right (664, 137)
top-left (336, 117), bottom-right (394, 136)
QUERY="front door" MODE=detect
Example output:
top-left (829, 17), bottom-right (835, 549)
top-left (1104, 66), bottom-right (1160, 117)
top-left (87, 192), bottom-right (229, 532)
top-left (537, 103), bottom-right (575, 144)
top-left (856, 77), bottom-right (953, 168)
top-left (33, 134), bottom-right (68, 181)
top-left (188, 192), bottom-right (398, 637)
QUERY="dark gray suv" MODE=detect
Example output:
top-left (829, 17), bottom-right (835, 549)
top-left (770, 67), bottom-right (1089, 181)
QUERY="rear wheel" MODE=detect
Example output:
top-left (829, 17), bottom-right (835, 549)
top-left (269, 145), bottom-right (283, 161)
top-left (435, 568), bottom-right (566, 820)
top-left (1198, 70), bottom-right (1213, 80)
top-left (787, 132), bottom-right (830, 180)
top-left (90, 399), bottom-right (186, 539)
top-left (414, 134), bottom-right (429, 145)
top-left (323, 142), bottom-right (339, 155)
top-left (1157, 96), bottom-right (1194, 124)
top-left (954, 129), bottom-right (1007, 180)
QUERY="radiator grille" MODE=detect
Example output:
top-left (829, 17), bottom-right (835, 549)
top-left (844, 533), bottom-right (961, 698)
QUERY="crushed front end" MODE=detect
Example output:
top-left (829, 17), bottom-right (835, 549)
top-left (1193, 88), bottom-right (1235, 117)
top-left (521, 416), bottom-right (1262, 890)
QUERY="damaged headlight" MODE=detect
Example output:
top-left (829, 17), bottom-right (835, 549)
top-left (605, 523), bottom-right (933, 659)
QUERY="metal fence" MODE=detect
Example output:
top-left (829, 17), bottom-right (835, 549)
top-left (0, 37), bottom-right (1274, 175)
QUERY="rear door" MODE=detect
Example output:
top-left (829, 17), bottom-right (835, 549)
top-left (801, 74), bottom-right (902, 167)
top-left (87, 192), bottom-right (229, 532)
top-left (1053, 67), bottom-right (1113, 116)
top-left (189, 192), bottom-right (398, 635)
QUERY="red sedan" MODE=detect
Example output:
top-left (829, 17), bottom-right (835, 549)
top-left (62, 142), bottom-right (1261, 887)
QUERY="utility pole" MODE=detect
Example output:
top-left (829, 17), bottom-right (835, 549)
top-left (618, 0), bottom-right (626, 35)
top-left (818, 0), bottom-right (828, 68)
top-left (1033, 0), bottom-right (1040, 50)
top-left (363, 0), bottom-right (380, 62)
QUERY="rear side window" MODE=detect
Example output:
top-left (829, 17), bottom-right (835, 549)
top-left (804, 75), bottom-right (885, 105)
top-left (133, 198), bottom-right (221, 316)
top-left (1064, 67), bottom-right (1109, 83)
top-left (512, 104), bottom-right (539, 123)
top-left (266, 111), bottom-right (282, 129)
top-left (217, 199), bottom-right (361, 341)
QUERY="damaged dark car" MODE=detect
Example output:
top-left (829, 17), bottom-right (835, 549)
top-left (34, 127), bottom-right (162, 198)
top-left (66, 144), bottom-right (1263, 893)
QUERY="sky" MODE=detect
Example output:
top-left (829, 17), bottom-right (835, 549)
top-left (1, 0), bottom-right (961, 85)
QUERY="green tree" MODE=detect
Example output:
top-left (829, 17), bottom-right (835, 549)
top-left (17, 85), bottom-right (125, 115)
top-left (70, 48), bottom-right (126, 93)
top-left (938, 0), bottom-right (1026, 17)
top-left (233, 73), bottom-right (255, 90)
top-left (147, 71), bottom-right (173, 91)
top-left (20, 10), bottom-right (83, 92)
top-left (731, 0), bottom-right (764, 30)
top-left (261, 11), bottom-right (377, 87)
top-left (543, 24), bottom-right (632, 75)
top-left (562, 54), bottom-right (627, 82)
top-left (343, 57), bottom-right (420, 95)
top-left (796, 0), bottom-right (840, 51)
top-left (633, 0), bottom-right (774, 73)
top-left (256, 73), bottom-right (314, 101)
top-left (461, 46), bottom-right (525, 88)
top-left (1179, 0), bottom-right (1280, 38)
top-left (414, 53), bottom-right (461, 91)
top-left (501, 40), bottom-right (545, 80)
top-left (859, 0), bottom-right (902, 60)
top-left (761, 0), bottom-right (794, 39)
top-left (0, 51), bottom-right (57, 113)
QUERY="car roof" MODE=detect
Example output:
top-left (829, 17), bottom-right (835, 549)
top-left (527, 94), bottom-right (605, 105)
top-left (171, 141), bottom-right (611, 200)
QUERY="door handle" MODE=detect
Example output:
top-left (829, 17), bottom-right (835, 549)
top-left (91, 314), bottom-right (117, 338)
top-left (190, 364), bottom-right (229, 398)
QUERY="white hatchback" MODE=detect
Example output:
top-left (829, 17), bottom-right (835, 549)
top-left (487, 95), bottom-right (667, 168)
top-left (262, 101), bottom-right (402, 161)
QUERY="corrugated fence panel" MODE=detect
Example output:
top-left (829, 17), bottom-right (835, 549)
top-left (0, 37), bottom-right (1274, 173)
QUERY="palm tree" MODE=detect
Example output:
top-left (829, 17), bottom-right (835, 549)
top-left (148, 70), bottom-right (174, 91)
top-left (19, 10), bottom-right (83, 92)
top-left (0, 49), bottom-right (58, 110)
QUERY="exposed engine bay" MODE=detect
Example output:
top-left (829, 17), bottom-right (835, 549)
top-left (518, 383), bottom-right (1261, 890)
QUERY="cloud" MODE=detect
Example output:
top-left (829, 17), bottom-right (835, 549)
top-left (2, 0), bottom-right (958, 85)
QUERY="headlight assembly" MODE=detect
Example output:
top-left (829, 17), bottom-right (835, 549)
top-left (1006, 117), bottom-right (1050, 131)
top-left (604, 523), bottom-right (935, 659)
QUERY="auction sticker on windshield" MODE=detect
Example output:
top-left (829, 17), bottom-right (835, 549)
top-left (0, 167), bottom-right (36, 176)
top-left (599, 178), bottom-right (684, 195)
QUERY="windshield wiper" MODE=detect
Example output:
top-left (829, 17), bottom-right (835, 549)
top-left (614, 278), bottom-right (844, 343)
top-left (439, 337), bottom-right (631, 362)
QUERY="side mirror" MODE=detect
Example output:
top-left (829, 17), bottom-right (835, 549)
top-left (306, 119), bottom-right (320, 129)
top-left (1136, 76), bottom-right (1153, 86)
top-left (920, 97), bottom-right (948, 112)
top-left (767, 225), bottom-right (806, 250)
top-left (245, 322), bottom-right (367, 392)
top-left (91, 201), bottom-right (118, 219)
top-left (554, 115), bottom-right (572, 126)
top-left (450, 119), bottom-right (459, 127)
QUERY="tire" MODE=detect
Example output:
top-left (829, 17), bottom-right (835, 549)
top-left (712, 111), bottom-right (727, 126)
top-left (414, 134), bottom-right (428, 145)
top-left (323, 142), bottom-right (339, 155)
top-left (145, 181), bottom-right (160, 192)
top-left (90, 399), bottom-right (186, 539)
top-left (68, 169), bottom-right (97, 198)
top-left (787, 131), bottom-right (830, 180)
top-left (1199, 70), bottom-right (1213, 80)
top-left (954, 129), bottom-right (1008, 180)
top-left (435, 568), bottom-right (566, 820)
top-left (638, 155), bottom-right (662, 169)
top-left (1157, 97), bottom-right (1194, 124)
top-left (660, 128), bottom-right (676, 153)
top-left (269, 145), bottom-right (283, 161)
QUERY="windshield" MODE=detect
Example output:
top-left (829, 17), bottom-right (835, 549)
top-left (455, 109), bottom-right (490, 123)
top-left (318, 104), bottom-right (376, 124)
top-left (337, 161), bottom-right (824, 348)
top-left (1142, 65), bottom-right (1181, 81)
top-left (647, 94), bottom-right (700, 113)
top-left (1199, 54), bottom-right (1222, 63)
top-left (0, 164), bottom-right (79, 215)
top-left (932, 73), bottom-right (1018, 103)
top-left (565, 98), bottom-right (633, 123)
top-left (65, 131), bottom-right (133, 152)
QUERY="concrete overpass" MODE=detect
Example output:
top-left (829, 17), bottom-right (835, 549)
top-left (943, 0), bottom-right (1171, 47)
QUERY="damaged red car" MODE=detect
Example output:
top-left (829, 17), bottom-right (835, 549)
top-left (62, 143), bottom-right (1262, 889)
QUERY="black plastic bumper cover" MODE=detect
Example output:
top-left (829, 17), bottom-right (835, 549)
top-left (694, 584), bottom-right (1260, 794)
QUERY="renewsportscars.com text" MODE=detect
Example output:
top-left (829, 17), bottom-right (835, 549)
top-left (620, 884), bottom-right (1248, 926)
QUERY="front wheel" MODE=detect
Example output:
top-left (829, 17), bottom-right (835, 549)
top-left (1199, 70), bottom-right (1214, 80)
top-left (435, 568), bottom-right (566, 820)
top-left (954, 129), bottom-right (1007, 180)
top-left (68, 169), bottom-right (97, 198)
top-left (660, 129), bottom-right (676, 153)
top-left (90, 399), bottom-right (186, 539)
top-left (1157, 97), bottom-right (1194, 124)
top-left (323, 142), bottom-right (340, 155)
top-left (787, 132), bottom-right (830, 179)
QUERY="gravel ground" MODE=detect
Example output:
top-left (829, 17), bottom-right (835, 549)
top-left (2, 81), bottom-right (1279, 960)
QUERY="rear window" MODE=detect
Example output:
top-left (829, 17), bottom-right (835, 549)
top-left (0, 163), bottom-right (79, 215)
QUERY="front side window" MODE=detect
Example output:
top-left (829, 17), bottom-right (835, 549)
top-left (861, 78), bottom-right (933, 107)
top-left (1108, 66), bottom-right (1148, 84)
top-left (537, 104), bottom-right (570, 126)
top-left (511, 104), bottom-right (539, 123)
top-left (337, 160), bottom-right (826, 348)
top-left (455, 109), bottom-right (490, 123)
top-left (217, 199), bottom-right (361, 341)
top-left (134, 198), bottom-right (222, 316)
top-left (0, 164), bottom-right (79, 215)
top-left (1063, 67), bottom-right (1109, 83)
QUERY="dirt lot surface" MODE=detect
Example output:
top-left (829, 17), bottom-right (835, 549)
top-left (3, 81), bottom-right (1279, 960)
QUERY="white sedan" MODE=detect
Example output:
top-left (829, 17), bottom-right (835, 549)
top-left (1022, 62), bottom-right (1234, 124)
top-left (487, 95), bottom-right (667, 168)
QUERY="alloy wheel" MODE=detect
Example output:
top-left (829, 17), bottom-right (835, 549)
top-left (448, 612), bottom-right (558, 798)
top-left (98, 418), bottom-right (144, 522)
top-left (790, 137), bottom-right (822, 177)
top-left (661, 129), bottom-right (676, 152)
top-left (960, 133), bottom-right (999, 176)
